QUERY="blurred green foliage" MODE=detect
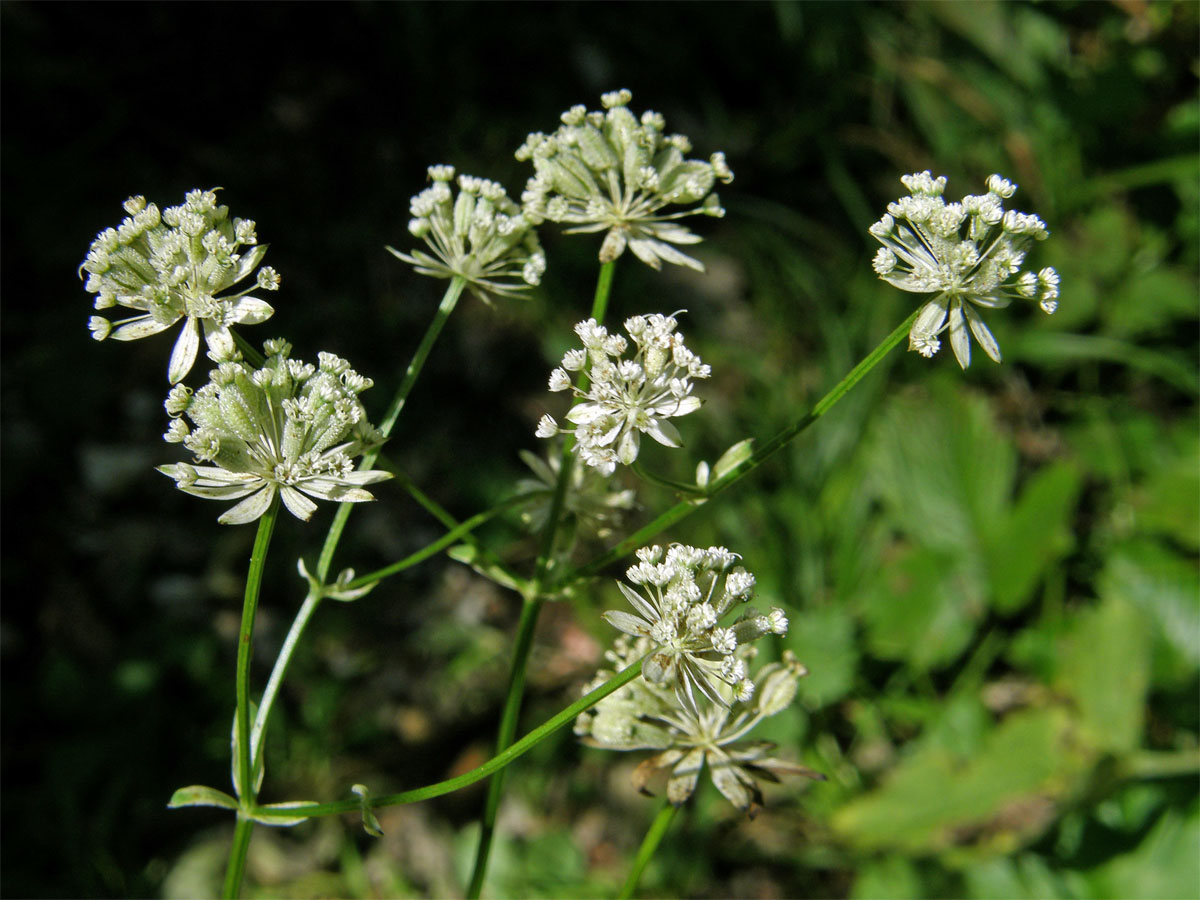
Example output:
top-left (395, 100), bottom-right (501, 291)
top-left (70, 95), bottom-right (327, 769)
top-left (2, 1), bottom-right (1196, 898)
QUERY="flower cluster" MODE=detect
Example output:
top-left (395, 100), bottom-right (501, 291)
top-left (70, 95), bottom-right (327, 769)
top-left (870, 171), bottom-right (1059, 368)
top-left (514, 447), bottom-right (636, 541)
top-left (536, 313), bottom-right (710, 475)
top-left (158, 340), bottom-right (391, 524)
top-left (576, 636), bottom-right (821, 814)
top-left (517, 89), bottom-right (733, 271)
top-left (81, 189), bottom-right (280, 383)
top-left (387, 165), bottom-right (546, 305)
top-left (601, 544), bottom-right (788, 716)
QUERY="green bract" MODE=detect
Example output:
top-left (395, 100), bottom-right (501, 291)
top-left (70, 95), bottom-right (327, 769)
top-left (158, 340), bottom-right (391, 524)
top-left (517, 89), bottom-right (733, 271)
top-left (81, 189), bottom-right (280, 383)
top-left (576, 636), bottom-right (821, 814)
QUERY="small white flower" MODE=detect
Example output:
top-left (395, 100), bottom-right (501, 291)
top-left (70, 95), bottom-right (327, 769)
top-left (869, 172), bottom-right (1060, 368)
top-left (516, 89), bottom-right (732, 271)
top-left (601, 544), bottom-right (785, 716)
top-left (538, 312), bottom-right (710, 474)
top-left (575, 638), bottom-right (822, 814)
top-left (80, 189), bottom-right (278, 383)
top-left (157, 341), bottom-right (391, 524)
top-left (387, 165), bottom-right (545, 305)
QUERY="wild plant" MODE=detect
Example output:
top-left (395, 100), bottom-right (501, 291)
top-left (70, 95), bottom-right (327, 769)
top-left (81, 89), bottom-right (1057, 898)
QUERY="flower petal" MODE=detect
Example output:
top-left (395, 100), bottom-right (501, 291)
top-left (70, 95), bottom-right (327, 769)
top-left (601, 609), bottom-right (653, 638)
top-left (709, 753), bottom-right (759, 813)
top-left (227, 295), bottom-right (275, 325)
top-left (110, 315), bottom-right (176, 341)
top-left (617, 581), bottom-right (659, 622)
top-left (279, 486), bottom-right (318, 521)
top-left (217, 486), bottom-right (277, 525)
top-left (947, 303), bottom-right (971, 369)
top-left (666, 748), bottom-right (706, 806)
top-left (229, 244), bottom-right (269, 287)
top-left (202, 320), bottom-right (235, 361)
top-left (168, 316), bottom-right (201, 383)
top-left (644, 417), bottom-right (683, 449)
top-left (963, 303), bottom-right (1002, 363)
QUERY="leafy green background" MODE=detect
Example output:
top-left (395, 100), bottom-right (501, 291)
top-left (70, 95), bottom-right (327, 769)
top-left (2, 2), bottom-right (1196, 897)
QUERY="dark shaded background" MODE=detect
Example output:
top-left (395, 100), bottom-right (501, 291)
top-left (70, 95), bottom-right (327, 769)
top-left (3, 2), bottom-right (1197, 898)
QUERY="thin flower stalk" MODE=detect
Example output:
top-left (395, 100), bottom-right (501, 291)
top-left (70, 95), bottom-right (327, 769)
top-left (467, 261), bottom-right (619, 899)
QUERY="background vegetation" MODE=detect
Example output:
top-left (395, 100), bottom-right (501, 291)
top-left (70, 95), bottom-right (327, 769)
top-left (2, 2), bottom-right (1196, 897)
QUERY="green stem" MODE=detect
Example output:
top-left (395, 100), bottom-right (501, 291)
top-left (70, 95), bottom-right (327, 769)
top-left (590, 259), bottom-right (616, 323)
top-left (243, 277), bottom-right (467, 840)
top-left (382, 464), bottom-right (528, 592)
top-left (466, 260), bottom-right (617, 899)
top-left (343, 490), bottom-right (537, 590)
top-left (251, 588), bottom-right (319, 766)
top-left (317, 276), bottom-right (466, 583)
top-left (224, 495), bottom-right (280, 899)
top-left (619, 800), bottom-right (678, 900)
top-left (221, 817), bottom-right (255, 900)
top-left (466, 588), bottom-right (544, 899)
top-left (561, 307), bottom-right (919, 585)
top-left (247, 659), bottom-right (643, 819)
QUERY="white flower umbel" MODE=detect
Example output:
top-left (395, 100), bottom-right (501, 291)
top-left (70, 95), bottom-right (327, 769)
top-left (81, 190), bottom-right (280, 383)
top-left (516, 89), bottom-right (733, 271)
top-left (158, 340), bottom-right (391, 524)
top-left (537, 313), bottom-right (710, 475)
top-left (869, 172), bottom-right (1060, 368)
top-left (514, 447), bottom-right (636, 541)
top-left (600, 544), bottom-right (788, 717)
top-left (386, 165), bottom-right (546, 305)
top-left (575, 637), bottom-right (821, 814)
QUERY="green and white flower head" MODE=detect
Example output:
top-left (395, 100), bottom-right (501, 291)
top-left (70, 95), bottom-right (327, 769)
top-left (158, 340), bottom-right (391, 524)
top-left (536, 312), bottom-right (710, 476)
top-left (514, 447), bottom-right (636, 541)
top-left (516, 89), bottom-right (733, 271)
top-left (387, 165), bottom-right (546, 305)
top-left (601, 544), bottom-right (788, 717)
top-left (575, 636), bottom-right (821, 813)
top-left (869, 171), bottom-right (1060, 368)
top-left (81, 189), bottom-right (280, 383)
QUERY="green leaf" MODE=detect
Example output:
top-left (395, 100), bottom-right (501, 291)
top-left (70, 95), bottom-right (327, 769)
top-left (851, 855), bottom-right (925, 899)
top-left (168, 785), bottom-right (239, 811)
top-left (857, 545), bottom-right (984, 671)
top-left (352, 784), bottom-right (384, 837)
top-left (986, 462), bottom-right (1082, 615)
top-left (1083, 805), bottom-right (1200, 900)
top-left (786, 604), bottom-right (858, 707)
top-left (447, 544), bottom-right (524, 592)
top-left (832, 707), bottom-right (1086, 855)
top-left (1053, 593), bottom-right (1151, 754)
top-left (247, 801), bottom-right (321, 828)
top-left (868, 385), bottom-right (1016, 556)
top-left (963, 854), bottom-right (1084, 899)
top-left (1133, 434), bottom-right (1200, 551)
top-left (1098, 540), bottom-right (1199, 689)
